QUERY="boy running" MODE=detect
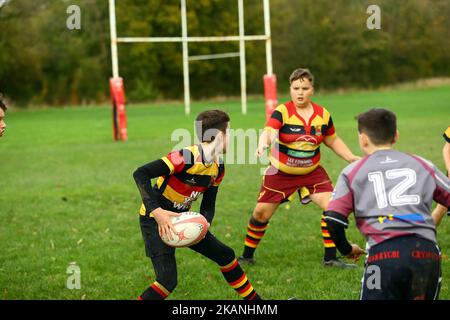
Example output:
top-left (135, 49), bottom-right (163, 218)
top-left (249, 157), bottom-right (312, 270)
top-left (133, 110), bottom-right (261, 300)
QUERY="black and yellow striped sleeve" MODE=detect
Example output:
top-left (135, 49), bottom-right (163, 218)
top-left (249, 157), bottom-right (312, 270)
top-left (213, 163), bottom-right (225, 187)
top-left (265, 104), bottom-right (285, 132)
top-left (444, 126), bottom-right (450, 143)
top-left (133, 159), bottom-right (172, 215)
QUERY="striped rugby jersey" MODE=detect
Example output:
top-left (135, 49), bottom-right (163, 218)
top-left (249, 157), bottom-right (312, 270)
top-left (444, 126), bottom-right (450, 143)
top-left (139, 144), bottom-right (225, 216)
top-left (265, 101), bottom-right (336, 175)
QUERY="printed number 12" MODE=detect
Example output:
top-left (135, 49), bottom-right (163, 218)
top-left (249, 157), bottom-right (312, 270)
top-left (368, 168), bottom-right (420, 209)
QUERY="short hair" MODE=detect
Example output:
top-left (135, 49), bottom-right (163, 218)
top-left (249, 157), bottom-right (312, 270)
top-left (0, 93), bottom-right (6, 111)
top-left (289, 68), bottom-right (314, 85)
top-left (195, 109), bottom-right (230, 142)
top-left (356, 108), bottom-right (397, 145)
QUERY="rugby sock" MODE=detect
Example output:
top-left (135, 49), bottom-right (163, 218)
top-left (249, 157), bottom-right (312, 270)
top-left (321, 214), bottom-right (337, 261)
top-left (220, 258), bottom-right (261, 300)
top-left (242, 217), bottom-right (269, 258)
top-left (139, 281), bottom-right (170, 300)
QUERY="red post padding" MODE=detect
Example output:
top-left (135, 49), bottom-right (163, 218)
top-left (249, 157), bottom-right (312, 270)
top-left (110, 77), bottom-right (128, 141)
top-left (263, 74), bottom-right (278, 123)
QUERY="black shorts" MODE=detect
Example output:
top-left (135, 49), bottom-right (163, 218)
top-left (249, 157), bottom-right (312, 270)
top-left (360, 235), bottom-right (441, 300)
top-left (140, 215), bottom-right (175, 258)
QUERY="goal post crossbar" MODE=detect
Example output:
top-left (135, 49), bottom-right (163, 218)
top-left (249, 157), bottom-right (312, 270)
top-left (108, 0), bottom-right (274, 116)
top-left (115, 35), bottom-right (269, 43)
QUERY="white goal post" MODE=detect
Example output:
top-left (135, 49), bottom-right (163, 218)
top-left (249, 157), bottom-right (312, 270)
top-left (108, 0), bottom-right (274, 115)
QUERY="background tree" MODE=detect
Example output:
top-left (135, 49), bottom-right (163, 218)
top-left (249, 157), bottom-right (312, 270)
top-left (0, 0), bottom-right (449, 106)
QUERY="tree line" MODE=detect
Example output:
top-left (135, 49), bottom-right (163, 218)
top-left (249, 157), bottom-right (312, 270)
top-left (0, 0), bottom-right (449, 106)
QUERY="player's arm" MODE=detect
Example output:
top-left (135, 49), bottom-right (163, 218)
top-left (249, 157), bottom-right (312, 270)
top-left (200, 163), bottom-right (225, 224)
top-left (324, 135), bottom-right (360, 163)
top-left (133, 159), bottom-right (170, 214)
top-left (133, 153), bottom-right (185, 239)
top-left (323, 211), bottom-right (352, 255)
top-left (256, 108), bottom-right (283, 157)
top-left (433, 165), bottom-right (450, 209)
top-left (200, 186), bottom-right (218, 224)
top-left (432, 131), bottom-right (450, 226)
top-left (443, 141), bottom-right (450, 176)
top-left (256, 128), bottom-right (278, 157)
top-left (442, 137), bottom-right (450, 218)
top-left (323, 170), bottom-right (365, 260)
top-left (322, 115), bottom-right (360, 163)
top-left (324, 211), bottom-right (365, 260)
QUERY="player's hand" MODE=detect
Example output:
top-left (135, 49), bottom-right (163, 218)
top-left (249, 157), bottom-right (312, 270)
top-left (346, 244), bottom-right (366, 262)
top-left (255, 144), bottom-right (269, 158)
top-left (152, 208), bottom-right (181, 241)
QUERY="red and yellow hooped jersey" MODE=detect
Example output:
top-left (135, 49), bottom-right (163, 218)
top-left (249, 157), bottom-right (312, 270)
top-left (139, 144), bottom-right (225, 216)
top-left (265, 101), bottom-right (336, 175)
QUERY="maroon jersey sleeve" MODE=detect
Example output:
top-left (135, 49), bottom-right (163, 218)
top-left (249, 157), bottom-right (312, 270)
top-left (433, 165), bottom-right (450, 207)
top-left (327, 171), bottom-right (354, 218)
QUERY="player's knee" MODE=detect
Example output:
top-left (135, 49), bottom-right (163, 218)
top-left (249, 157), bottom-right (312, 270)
top-left (217, 245), bottom-right (236, 266)
top-left (225, 245), bottom-right (236, 261)
top-left (252, 208), bottom-right (271, 223)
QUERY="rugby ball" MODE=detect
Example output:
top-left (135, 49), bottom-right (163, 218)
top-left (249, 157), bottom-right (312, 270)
top-left (161, 211), bottom-right (209, 247)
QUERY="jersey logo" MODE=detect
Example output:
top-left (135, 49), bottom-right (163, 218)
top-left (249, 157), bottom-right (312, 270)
top-left (315, 125), bottom-right (322, 136)
top-left (380, 156), bottom-right (398, 164)
top-left (173, 191), bottom-right (201, 210)
top-left (295, 135), bottom-right (318, 145)
top-left (290, 128), bottom-right (302, 133)
top-left (186, 177), bottom-right (197, 185)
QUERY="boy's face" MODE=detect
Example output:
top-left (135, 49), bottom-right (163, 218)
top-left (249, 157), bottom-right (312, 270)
top-left (0, 108), bottom-right (6, 137)
top-left (290, 78), bottom-right (314, 107)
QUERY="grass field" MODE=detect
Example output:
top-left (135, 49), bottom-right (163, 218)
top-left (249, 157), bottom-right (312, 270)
top-left (1, 85), bottom-right (449, 300)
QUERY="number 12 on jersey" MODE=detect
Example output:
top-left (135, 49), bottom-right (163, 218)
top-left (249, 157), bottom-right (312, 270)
top-left (368, 168), bottom-right (421, 209)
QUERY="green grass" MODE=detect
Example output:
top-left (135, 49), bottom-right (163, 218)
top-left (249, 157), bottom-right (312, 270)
top-left (1, 85), bottom-right (449, 300)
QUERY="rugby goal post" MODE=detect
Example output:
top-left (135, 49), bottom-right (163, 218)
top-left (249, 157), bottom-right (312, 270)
top-left (108, 0), bottom-right (277, 141)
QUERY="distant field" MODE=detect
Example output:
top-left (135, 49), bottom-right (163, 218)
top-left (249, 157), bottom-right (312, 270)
top-left (1, 85), bottom-right (449, 300)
